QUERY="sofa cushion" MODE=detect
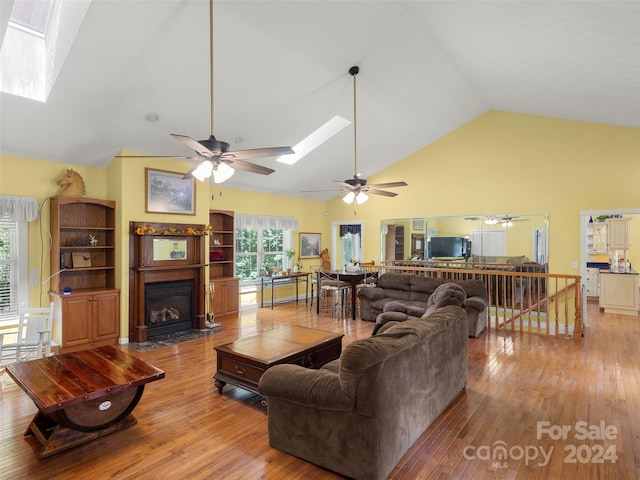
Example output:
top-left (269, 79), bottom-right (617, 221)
top-left (452, 279), bottom-right (488, 299)
top-left (406, 304), bottom-right (427, 317)
top-left (377, 273), bottom-right (412, 291)
top-left (409, 276), bottom-right (443, 293)
top-left (338, 326), bottom-right (422, 399)
top-left (383, 302), bottom-right (407, 312)
top-left (425, 283), bottom-right (467, 316)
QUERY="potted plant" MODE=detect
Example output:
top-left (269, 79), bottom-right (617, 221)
top-left (286, 249), bottom-right (296, 271)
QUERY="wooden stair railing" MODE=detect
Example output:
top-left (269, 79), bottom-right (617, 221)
top-left (360, 264), bottom-right (582, 339)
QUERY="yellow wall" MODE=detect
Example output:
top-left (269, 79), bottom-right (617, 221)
top-left (0, 156), bottom-right (108, 307)
top-left (2, 110), bottom-right (640, 338)
top-left (326, 111), bottom-right (640, 273)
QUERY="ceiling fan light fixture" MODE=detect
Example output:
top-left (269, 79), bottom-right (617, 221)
top-left (191, 160), bottom-right (214, 182)
top-left (343, 191), bottom-right (355, 204)
top-left (342, 190), bottom-right (369, 204)
top-left (212, 161), bottom-right (234, 183)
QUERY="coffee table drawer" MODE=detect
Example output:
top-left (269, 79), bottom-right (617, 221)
top-left (217, 355), bottom-right (265, 384)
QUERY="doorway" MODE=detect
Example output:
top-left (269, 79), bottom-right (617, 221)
top-left (331, 221), bottom-right (364, 270)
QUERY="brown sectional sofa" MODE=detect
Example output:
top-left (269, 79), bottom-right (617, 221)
top-left (258, 305), bottom-right (468, 480)
top-left (358, 273), bottom-right (488, 337)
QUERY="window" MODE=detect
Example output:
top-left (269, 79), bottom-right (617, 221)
top-left (234, 215), bottom-right (298, 281)
top-left (341, 231), bottom-right (361, 265)
top-left (0, 220), bottom-right (27, 322)
top-left (236, 228), bottom-right (290, 280)
top-left (336, 223), bottom-right (363, 267)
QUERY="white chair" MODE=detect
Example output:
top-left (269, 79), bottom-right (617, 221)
top-left (0, 302), bottom-right (54, 368)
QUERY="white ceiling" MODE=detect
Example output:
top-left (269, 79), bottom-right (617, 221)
top-left (1, 1), bottom-right (639, 201)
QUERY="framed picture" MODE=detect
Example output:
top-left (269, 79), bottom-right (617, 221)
top-left (299, 233), bottom-right (321, 258)
top-left (413, 218), bottom-right (424, 230)
top-left (145, 168), bottom-right (196, 215)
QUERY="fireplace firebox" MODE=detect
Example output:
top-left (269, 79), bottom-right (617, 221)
top-left (145, 280), bottom-right (194, 337)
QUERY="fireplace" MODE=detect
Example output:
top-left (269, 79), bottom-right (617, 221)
top-left (145, 280), bottom-right (194, 337)
top-left (129, 222), bottom-right (207, 343)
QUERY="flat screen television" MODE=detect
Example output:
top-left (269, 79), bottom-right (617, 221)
top-left (428, 237), bottom-right (470, 258)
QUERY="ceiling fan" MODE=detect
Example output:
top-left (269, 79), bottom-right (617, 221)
top-left (465, 215), bottom-right (529, 226)
top-left (303, 66), bottom-right (407, 203)
top-left (117, 0), bottom-right (293, 183)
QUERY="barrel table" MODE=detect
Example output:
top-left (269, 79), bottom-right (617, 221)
top-left (6, 345), bottom-right (165, 458)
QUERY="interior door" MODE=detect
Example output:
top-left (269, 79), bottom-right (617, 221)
top-left (471, 229), bottom-right (506, 256)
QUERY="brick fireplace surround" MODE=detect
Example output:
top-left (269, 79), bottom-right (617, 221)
top-left (129, 222), bottom-right (207, 343)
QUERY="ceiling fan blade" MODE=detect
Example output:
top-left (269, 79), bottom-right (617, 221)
top-left (367, 188), bottom-right (398, 197)
top-left (224, 159), bottom-right (274, 175)
top-left (171, 133), bottom-right (218, 157)
top-left (182, 165), bottom-right (199, 179)
top-left (301, 188), bottom-right (343, 193)
top-left (366, 181), bottom-right (408, 189)
top-left (222, 146), bottom-right (294, 161)
top-left (115, 154), bottom-right (199, 160)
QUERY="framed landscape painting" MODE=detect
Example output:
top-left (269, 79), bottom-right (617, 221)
top-left (300, 233), bottom-right (321, 258)
top-left (146, 168), bottom-right (195, 215)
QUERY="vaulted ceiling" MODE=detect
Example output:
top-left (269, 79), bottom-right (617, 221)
top-left (1, 1), bottom-right (638, 200)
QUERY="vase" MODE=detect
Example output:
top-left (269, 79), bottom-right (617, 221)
top-left (293, 265), bottom-right (299, 274)
top-left (346, 263), bottom-right (359, 272)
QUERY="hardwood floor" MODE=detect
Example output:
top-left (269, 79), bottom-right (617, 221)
top-left (1, 300), bottom-right (638, 479)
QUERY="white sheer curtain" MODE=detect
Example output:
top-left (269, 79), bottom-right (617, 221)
top-left (235, 214), bottom-right (298, 232)
top-left (0, 195), bottom-right (39, 222)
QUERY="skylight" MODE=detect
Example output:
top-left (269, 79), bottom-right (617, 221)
top-left (9, 0), bottom-right (53, 35)
top-left (277, 115), bottom-right (351, 165)
top-left (0, 0), bottom-right (91, 102)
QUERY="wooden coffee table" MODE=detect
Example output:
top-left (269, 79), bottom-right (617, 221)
top-left (6, 345), bottom-right (165, 458)
top-left (214, 326), bottom-right (343, 398)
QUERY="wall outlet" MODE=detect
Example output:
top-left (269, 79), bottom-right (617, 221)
top-left (572, 261), bottom-right (578, 269)
top-left (30, 267), bottom-right (38, 286)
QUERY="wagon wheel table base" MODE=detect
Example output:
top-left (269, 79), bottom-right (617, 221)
top-left (6, 346), bottom-right (165, 459)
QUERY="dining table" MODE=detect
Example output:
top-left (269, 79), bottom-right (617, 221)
top-left (316, 270), bottom-right (376, 320)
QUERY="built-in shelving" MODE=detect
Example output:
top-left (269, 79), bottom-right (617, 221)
top-left (209, 210), bottom-right (239, 319)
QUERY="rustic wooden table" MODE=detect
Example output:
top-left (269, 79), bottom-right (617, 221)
top-left (6, 345), bottom-right (165, 458)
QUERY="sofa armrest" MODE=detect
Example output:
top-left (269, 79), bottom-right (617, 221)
top-left (464, 296), bottom-right (487, 312)
top-left (259, 364), bottom-right (354, 411)
top-left (357, 286), bottom-right (386, 301)
top-left (372, 311), bottom-right (409, 335)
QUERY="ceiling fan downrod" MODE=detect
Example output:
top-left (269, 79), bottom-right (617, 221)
top-left (350, 66), bottom-right (359, 179)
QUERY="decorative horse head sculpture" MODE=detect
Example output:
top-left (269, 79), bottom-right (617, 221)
top-left (56, 169), bottom-right (86, 197)
top-left (320, 248), bottom-right (331, 270)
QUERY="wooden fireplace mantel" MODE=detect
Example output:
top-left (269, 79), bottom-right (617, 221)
top-left (128, 222), bottom-right (207, 343)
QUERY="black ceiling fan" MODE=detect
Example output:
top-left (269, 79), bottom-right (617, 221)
top-left (303, 66), bottom-right (407, 203)
top-left (117, 0), bottom-right (293, 183)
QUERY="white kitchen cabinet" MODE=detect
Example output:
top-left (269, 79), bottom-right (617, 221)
top-left (585, 267), bottom-right (600, 297)
top-left (607, 218), bottom-right (631, 250)
top-left (586, 223), bottom-right (608, 253)
top-left (599, 272), bottom-right (639, 315)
